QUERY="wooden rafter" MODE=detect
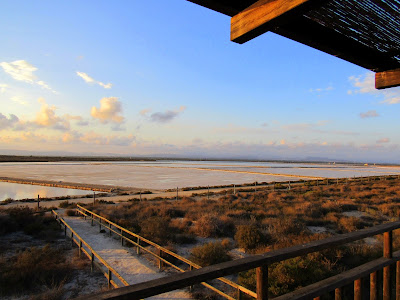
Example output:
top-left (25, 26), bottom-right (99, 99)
top-left (230, 0), bottom-right (323, 44)
top-left (376, 69), bottom-right (400, 90)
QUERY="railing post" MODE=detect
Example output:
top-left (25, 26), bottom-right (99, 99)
top-left (397, 261), bottom-right (400, 300)
top-left (109, 223), bottom-right (112, 237)
top-left (237, 288), bottom-right (243, 300)
top-left (121, 229), bottom-right (123, 246)
top-left (108, 269), bottom-right (112, 289)
top-left (79, 240), bottom-right (82, 258)
top-left (189, 265), bottom-right (194, 291)
top-left (64, 224), bottom-right (67, 236)
top-left (384, 231), bottom-right (393, 300)
top-left (91, 252), bottom-right (94, 272)
top-left (99, 219), bottom-right (102, 232)
top-left (137, 237), bottom-right (140, 255)
top-left (91, 213), bottom-right (94, 226)
top-left (370, 271), bottom-right (378, 300)
top-left (354, 278), bottom-right (362, 300)
top-left (158, 249), bottom-right (163, 270)
top-left (71, 232), bottom-right (74, 247)
top-left (256, 265), bottom-right (268, 300)
top-left (335, 287), bottom-right (342, 300)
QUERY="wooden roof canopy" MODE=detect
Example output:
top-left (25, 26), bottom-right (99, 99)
top-left (188, 0), bottom-right (400, 89)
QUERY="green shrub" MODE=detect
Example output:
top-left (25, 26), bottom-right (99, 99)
top-left (189, 242), bottom-right (231, 266)
top-left (235, 224), bottom-right (264, 250)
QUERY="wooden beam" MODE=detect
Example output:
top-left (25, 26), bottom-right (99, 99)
top-left (376, 69), bottom-right (400, 89)
top-left (231, 0), bottom-right (322, 44)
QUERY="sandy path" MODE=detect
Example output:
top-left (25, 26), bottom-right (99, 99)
top-left (62, 214), bottom-right (190, 299)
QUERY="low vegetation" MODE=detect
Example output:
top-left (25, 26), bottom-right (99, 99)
top-left (87, 176), bottom-right (400, 297)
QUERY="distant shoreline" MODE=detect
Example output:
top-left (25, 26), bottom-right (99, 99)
top-left (1, 154), bottom-right (399, 166)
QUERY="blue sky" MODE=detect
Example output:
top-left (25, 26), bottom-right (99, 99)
top-left (0, 0), bottom-right (399, 162)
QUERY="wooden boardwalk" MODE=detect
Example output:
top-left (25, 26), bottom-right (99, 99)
top-left (62, 213), bottom-right (191, 299)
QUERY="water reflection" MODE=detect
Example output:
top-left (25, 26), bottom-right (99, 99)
top-left (0, 182), bottom-right (93, 201)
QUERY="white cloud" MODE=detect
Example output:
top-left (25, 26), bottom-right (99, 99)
top-left (0, 60), bottom-right (37, 83)
top-left (309, 85), bottom-right (334, 93)
top-left (0, 60), bottom-right (56, 93)
top-left (0, 84), bottom-right (8, 93)
top-left (11, 96), bottom-right (28, 106)
top-left (91, 97), bottom-right (124, 123)
top-left (149, 106), bottom-right (186, 123)
top-left (349, 72), bottom-right (400, 105)
top-left (76, 71), bottom-right (112, 89)
top-left (360, 110), bottom-right (379, 119)
top-left (34, 98), bottom-right (69, 130)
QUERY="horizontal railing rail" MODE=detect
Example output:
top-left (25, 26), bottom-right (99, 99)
top-left (76, 205), bottom-right (254, 299)
top-left (78, 219), bottom-right (400, 300)
top-left (52, 210), bottom-right (129, 289)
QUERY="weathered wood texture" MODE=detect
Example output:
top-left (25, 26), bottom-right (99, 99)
top-left (376, 69), bottom-right (400, 90)
top-left (231, 0), bottom-right (321, 44)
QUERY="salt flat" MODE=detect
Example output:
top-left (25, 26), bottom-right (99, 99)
top-left (1, 161), bottom-right (399, 190)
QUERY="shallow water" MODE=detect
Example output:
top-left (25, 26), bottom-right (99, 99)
top-left (0, 181), bottom-right (94, 201)
top-left (1, 160), bottom-right (399, 191)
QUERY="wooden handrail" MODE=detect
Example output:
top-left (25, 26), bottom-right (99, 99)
top-left (78, 220), bottom-right (400, 300)
top-left (52, 210), bottom-right (129, 287)
top-left (76, 205), bottom-right (255, 298)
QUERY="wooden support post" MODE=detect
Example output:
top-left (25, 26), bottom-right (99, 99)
top-left (233, 184), bottom-right (236, 194)
top-left (99, 219), bottom-right (102, 232)
top-left (336, 178), bottom-right (339, 185)
top-left (121, 229), bottom-right (123, 246)
top-left (237, 288), bottom-right (243, 300)
top-left (288, 181), bottom-right (291, 190)
top-left (256, 265), bottom-right (268, 300)
top-left (140, 190), bottom-right (142, 201)
top-left (108, 269), bottom-right (112, 289)
top-left (176, 187), bottom-right (178, 201)
top-left (397, 261), bottom-right (400, 300)
top-left (109, 223), bottom-right (112, 237)
top-left (208, 185), bottom-right (210, 200)
top-left (93, 191), bottom-right (95, 205)
top-left (71, 232), bottom-right (74, 247)
top-left (354, 278), bottom-right (362, 300)
top-left (189, 265), bottom-right (194, 291)
top-left (91, 214), bottom-right (94, 226)
top-left (64, 224), bottom-right (67, 236)
top-left (334, 287), bottom-right (342, 300)
top-left (384, 231), bottom-right (393, 300)
top-left (37, 194), bottom-right (40, 209)
top-left (376, 68), bottom-right (400, 90)
top-left (79, 240), bottom-right (82, 258)
top-left (137, 237), bottom-right (140, 255)
top-left (370, 271), bottom-right (378, 300)
top-left (230, 0), bottom-right (317, 44)
top-left (158, 249), bottom-right (163, 270)
top-left (91, 252), bottom-right (94, 272)
top-left (255, 182), bottom-right (257, 193)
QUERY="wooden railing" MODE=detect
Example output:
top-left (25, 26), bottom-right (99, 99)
top-left (52, 210), bottom-right (129, 289)
top-left (75, 205), bottom-right (255, 299)
top-left (77, 219), bottom-right (400, 300)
